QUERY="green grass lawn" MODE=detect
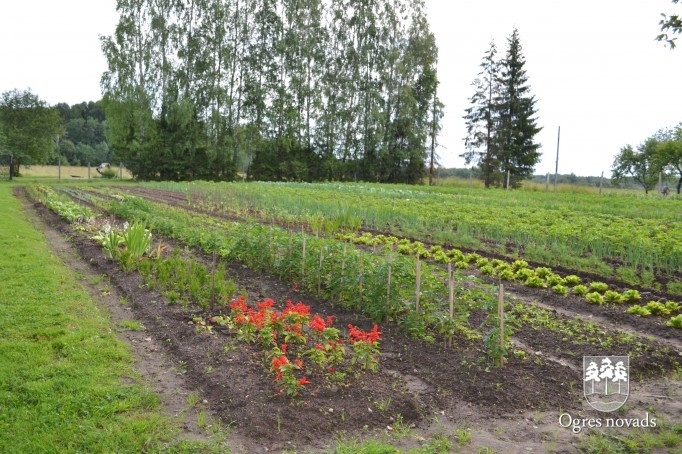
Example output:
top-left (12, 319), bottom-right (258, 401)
top-left (0, 184), bottom-right (221, 453)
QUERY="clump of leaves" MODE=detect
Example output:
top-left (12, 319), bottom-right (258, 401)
top-left (573, 285), bottom-right (588, 296)
top-left (475, 257), bottom-right (490, 268)
top-left (534, 267), bottom-right (552, 278)
top-left (511, 260), bottom-right (529, 272)
top-left (603, 290), bottom-right (624, 304)
top-left (480, 265), bottom-right (495, 276)
top-left (564, 275), bottom-right (581, 286)
top-left (589, 282), bottom-right (609, 293)
top-left (627, 305), bottom-right (651, 316)
top-left (645, 301), bottom-right (671, 316)
top-left (525, 275), bottom-right (546, 288)
top-left (585, 292), bottom-right (604, 305)
top-left (621, 289), bottom-right (641, 303)
top-left (667, 314), bottom-right (682, 328)
top-left (515, 268), bottom-right (534, 281)
top-left (664, 301), bottom-right (681, 313)
top-left (499, 269), bottom-right (515, 281)
top-left (454, 261), bottom-right (469, 270)
top-left (552, 284), bottom-right (568, 296)
top-left (545, 274), bottom-right (565, 287)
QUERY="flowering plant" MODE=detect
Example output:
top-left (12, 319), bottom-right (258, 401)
top-left (227, 296), bottom-right (382, 397)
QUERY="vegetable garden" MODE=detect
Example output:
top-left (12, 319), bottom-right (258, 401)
top-left (21, 181), bottom-right (682, 452)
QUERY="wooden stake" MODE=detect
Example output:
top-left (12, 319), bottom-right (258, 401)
top-left (387, 264), bottom-right (392, 308)
top-left (448, 262), bottom-right (454, 348)
top-left (210, 249), bottom-right (217, 308)
top-left (301, 230), bottom-right (306, 283)
top-left (498, 284), bottom-right (505, 367)
top-left (317, 247), bottom-right (324, 296)
top-left (415, 254), bottom-right (421, 313)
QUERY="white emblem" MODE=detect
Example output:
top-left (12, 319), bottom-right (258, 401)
top-left (583, 356), bottom-right (629, 412)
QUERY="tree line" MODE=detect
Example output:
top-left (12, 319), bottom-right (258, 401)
top-left (100, 0), bottom-right (442, 183)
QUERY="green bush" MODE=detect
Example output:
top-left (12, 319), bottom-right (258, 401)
top-left (99, 167), bottom-right (117, 179)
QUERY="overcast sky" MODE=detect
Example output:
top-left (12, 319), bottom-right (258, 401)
top-left (1, 0), bottom-right (680, 177)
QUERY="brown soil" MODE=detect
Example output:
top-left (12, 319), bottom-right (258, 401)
top-left (20, 187), bottom-right (682, 453)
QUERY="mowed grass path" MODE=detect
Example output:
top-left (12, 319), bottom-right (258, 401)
top-left (0, 185), bottom-right (217, 452)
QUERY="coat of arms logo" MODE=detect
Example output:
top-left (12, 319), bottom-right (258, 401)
top-left (583, 356), bottom-right (629, 412)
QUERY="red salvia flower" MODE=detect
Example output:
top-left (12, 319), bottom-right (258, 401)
top-left (297, 377), bottom-right (311, 386)
top-left (310, 315), bottom-right (326, 333)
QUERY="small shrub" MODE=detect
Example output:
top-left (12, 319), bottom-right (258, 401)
top-left (621, 289), bottom-right (641, 303)
top-left (589, 282), bottom-right (609, 293)
top-left (585, 292), bottom-right (604, 305)
top-left (564, 275), bottom-right (581, 286)
top-left (628, 305), bottom-right (651, 316)
top-left (603, 290), bottom-right (624, 304)
top-left (99, 167), bottom-right (117, 179)
top-left (573, 284), bottom-right (588, 296)
top-left (667, 314), bottom-right (682, 328)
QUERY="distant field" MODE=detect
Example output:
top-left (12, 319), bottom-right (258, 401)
top-left (18, 165), bottom-right (133, 180)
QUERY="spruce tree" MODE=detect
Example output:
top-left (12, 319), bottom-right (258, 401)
top-left (462, 40), bottom-right (501, 188)
top-left (495, 28), bottom-right (542, 188)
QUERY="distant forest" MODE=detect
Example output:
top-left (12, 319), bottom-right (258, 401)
top-left (51, 101), bottom-right (111, 167)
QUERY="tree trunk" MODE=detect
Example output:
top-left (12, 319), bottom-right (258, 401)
top-left (677, 175), bottom-right (682, 194)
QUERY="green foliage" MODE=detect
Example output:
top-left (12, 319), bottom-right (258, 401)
top-left (603, 290), bottom-right (624, 304)
top-left (573, 285), bottom-right (588, 296)
top-left (585, 292), bottom-right (604, 305)
top-left (645, 301), bottom-right (671, 315)
top-left (552, 284), bottom-right (568, 296)
top-left (627, 305), bottom-right (652, 316)
top-left (564, 275), bottom-right (581, 286)
top-left (0, 89), bottom-right (64, 169)
top-left (588, 282), bottom-right (609, 293)
top-left (621, 289), bottom-right (641, 302)
top-left (667, 314), bottom-right (682, 328)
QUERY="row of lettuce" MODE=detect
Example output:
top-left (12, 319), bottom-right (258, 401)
top-left (140, 180), bottom-right (682, 285)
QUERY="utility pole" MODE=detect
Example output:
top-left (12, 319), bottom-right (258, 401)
top-left (554, 126), bottom-right (560, 193)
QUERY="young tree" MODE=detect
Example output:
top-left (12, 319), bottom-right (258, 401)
top-left (0, 89), bottom-right (64, 173)
top-left (611, 139), bottom-right (661, 194)
top-left (656, 123), bottom-right (682, 193)
top-left (462, 41), bottom-right (501, 187)
top-left (495, 29), bottom-right (542, 188)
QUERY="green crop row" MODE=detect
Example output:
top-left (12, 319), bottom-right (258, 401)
top-left (136, 181), bottom-right (682, 282)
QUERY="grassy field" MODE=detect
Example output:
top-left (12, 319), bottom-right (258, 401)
top-left (0, 185), bottom-right (217, 452)
top-left (17, 165), bottom-right (133, 180)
